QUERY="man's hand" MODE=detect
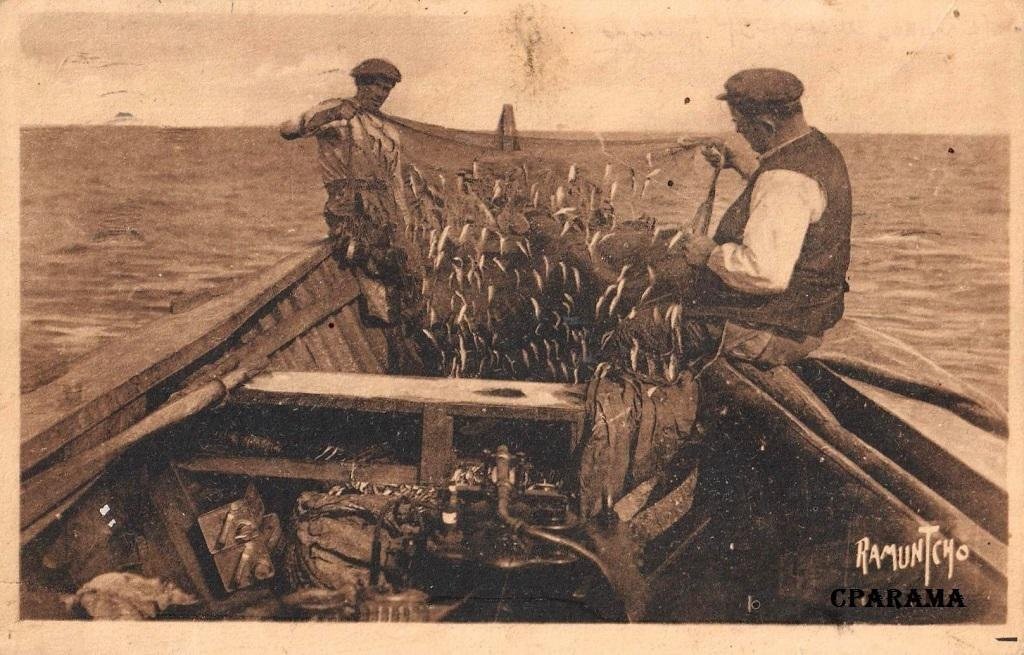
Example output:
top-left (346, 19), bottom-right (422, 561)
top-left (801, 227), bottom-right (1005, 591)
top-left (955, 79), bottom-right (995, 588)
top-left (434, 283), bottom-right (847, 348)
top-left (279, 118), bottom-right (303, 140)
top-left (679, 232), bottom-right (717, 267)
top-left (676, 137), bottom-right (756, 180)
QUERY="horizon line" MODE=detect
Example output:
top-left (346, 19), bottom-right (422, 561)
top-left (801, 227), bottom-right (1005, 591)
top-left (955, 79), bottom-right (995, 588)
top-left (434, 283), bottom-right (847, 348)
top-left (17, 123), bottom-right (1012, 138)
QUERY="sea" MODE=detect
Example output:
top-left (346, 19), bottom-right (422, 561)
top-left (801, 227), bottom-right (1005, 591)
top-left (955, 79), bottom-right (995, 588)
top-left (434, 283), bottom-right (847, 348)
top-left (19, 127), bottom-right (1010, 405)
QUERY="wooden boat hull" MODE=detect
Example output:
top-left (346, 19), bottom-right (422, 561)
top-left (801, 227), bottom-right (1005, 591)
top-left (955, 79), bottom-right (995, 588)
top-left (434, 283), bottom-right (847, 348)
top-left (649, 359), bottom-right (1006, 622)
top-left (20, 106), bottom-right (1008, 618)
top-left (19, 237), bottom-right (1007, 621)
top-left (21, 242), bottom-right (392, 537)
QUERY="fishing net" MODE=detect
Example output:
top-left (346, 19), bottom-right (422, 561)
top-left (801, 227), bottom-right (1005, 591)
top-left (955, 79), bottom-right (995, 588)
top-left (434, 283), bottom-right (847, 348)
top-left (283, 486), bottom-right (435, 601)
top-left (574, 372), bottom-right (700, 519)
top-left (317, 112), bottom-right (723, 519)
top-left (335, 112), bottom-right (726, 385)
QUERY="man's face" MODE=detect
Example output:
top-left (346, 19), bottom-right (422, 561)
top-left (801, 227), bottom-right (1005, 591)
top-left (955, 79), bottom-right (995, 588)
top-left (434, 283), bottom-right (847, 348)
top-left (356, 78), bottom-right (395, 111)
top-left (729, 105), bottom-right (773, 154)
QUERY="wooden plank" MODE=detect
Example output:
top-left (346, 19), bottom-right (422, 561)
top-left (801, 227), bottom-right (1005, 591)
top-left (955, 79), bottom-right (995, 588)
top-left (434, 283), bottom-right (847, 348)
top-left (837, 373), bottom-right (1005, 490)
top-left (280, 270), bottom-right (344, 370)
top-left (319, 308), bottom-right (361, 371)
top-left (21, 242), bottom-right (338, 471)
top-left (175, 455), bottom-right (418, 486)
top-left (302, 263), bottom-right (338, 308)
top-left (268, 345), bottom-right (298, 371)
top-left (24, 395), bottom-right (148, 474)
top-left (316, 254), bottom-right (349, 288)
top-left (232, 276), bottom-right (362, 374)
top-left (286, 269), bottom-right (340, 371)
top-left (278, 298), bottom-right (319, 369)
top-left (257, 305), bottom-right (280, 337)
top-left (338, 304), bottom-right (387, 373)
top-left (149, 466), bottom-right (214, 603)
top-left (313, 314), bottom-right (360, 372)
top-left (278, 339), bottom-right (317, 371)
top-left (310, 323), bottom-right (347, 372)
top-left (706, 360), bottom-right (1007, 579)
top-left (22, 366), bottom-right (257, 529)
top-left (265, 301), bottom-right (298, 371)
top-left (20, 478), bottom-right (98, 547)
top-left (303, 268), bottom-right (365, 372)
top-left (360, 316), bottom-right (391, 369)
top-left (259, 296), bottom-right (357, 367)
top-left (307, 256), bottom-right (387, 372)
top-left (236, 320), bottom-right (261, 347)
top-left (299, 323), bottom-right (338, 371)
top-left (233, 371), bottom-right (585, 423)
top-left (796, 361), bottom-right (1007, 540)
top-left (300, 267), bottom-right (352, 371)
top-left (420, 405), bottom-right (454, 483)
top-left (289, 269), bottom-right (318, 305)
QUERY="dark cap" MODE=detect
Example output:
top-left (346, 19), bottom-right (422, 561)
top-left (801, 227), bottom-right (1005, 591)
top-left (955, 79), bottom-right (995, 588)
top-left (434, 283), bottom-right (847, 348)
top-left (350, 58), bottom-right (402, 84)
top-left (716, 68), bottom-right (803, 106)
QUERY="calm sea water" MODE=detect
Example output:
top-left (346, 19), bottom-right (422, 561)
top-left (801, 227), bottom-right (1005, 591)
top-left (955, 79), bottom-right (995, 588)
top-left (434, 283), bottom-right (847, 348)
top-left (19, 127), bottom-right (1009, 403)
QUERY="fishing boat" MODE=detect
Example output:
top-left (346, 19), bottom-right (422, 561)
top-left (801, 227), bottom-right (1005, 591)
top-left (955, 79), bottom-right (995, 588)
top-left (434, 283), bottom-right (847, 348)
top-left (19, 119), bottom-right (1007, 623)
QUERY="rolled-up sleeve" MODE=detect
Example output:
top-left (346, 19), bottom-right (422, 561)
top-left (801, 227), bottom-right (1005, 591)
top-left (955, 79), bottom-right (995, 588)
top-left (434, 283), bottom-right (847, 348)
top-left (706, 169), bottom-right (826, 294)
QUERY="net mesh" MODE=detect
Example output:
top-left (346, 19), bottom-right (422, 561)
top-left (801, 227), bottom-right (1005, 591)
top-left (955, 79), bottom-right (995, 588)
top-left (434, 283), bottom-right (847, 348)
top-left (348, 112), bottom-right (721, 384)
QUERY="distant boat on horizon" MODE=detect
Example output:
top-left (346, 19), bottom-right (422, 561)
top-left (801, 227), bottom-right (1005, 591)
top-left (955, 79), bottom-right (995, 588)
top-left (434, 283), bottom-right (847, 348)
top-left (106, 111), bottom-right (138, 125)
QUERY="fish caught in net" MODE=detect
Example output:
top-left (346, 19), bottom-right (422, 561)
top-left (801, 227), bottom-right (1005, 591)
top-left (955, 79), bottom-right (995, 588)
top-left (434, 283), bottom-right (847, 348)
top-left (355, 115), bottom-right (727, 385)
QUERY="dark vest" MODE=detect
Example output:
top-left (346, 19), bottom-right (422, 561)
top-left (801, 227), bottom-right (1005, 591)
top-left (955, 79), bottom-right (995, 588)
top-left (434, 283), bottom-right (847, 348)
top-left (690, 129), bottom-right (852, 336)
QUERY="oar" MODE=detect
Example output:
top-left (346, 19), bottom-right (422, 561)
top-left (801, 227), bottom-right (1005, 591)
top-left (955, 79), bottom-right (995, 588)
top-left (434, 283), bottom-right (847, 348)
top-left (20, 358), bottom-right (268, 532)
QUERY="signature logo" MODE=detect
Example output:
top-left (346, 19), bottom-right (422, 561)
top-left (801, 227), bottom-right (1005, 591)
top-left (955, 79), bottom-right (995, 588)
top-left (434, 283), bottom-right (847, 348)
top-left (854, 524), bottom-right (970, 586)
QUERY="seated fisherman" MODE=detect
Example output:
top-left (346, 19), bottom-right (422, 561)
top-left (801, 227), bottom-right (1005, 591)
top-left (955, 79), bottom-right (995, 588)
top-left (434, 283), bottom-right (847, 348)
top-left (577, 69), bottom-right (852, 525)
top-left (279, 58), bottom-right (421, 334)
top-left (678, 68), bottom-right (852, 366)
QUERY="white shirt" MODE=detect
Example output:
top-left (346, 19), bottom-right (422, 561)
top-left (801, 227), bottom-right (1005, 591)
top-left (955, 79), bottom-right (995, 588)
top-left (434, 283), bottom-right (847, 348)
top-left (707, 149), bottom-right (827, 294)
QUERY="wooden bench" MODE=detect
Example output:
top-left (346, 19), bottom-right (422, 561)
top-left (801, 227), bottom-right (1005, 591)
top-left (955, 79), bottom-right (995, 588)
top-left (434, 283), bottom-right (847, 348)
top-left (229, 371), bottom-right (587, 483)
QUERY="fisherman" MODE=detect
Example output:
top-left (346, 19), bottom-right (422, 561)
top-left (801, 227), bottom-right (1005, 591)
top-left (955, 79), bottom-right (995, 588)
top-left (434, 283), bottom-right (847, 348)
top-left (577, 69), bottom-right (851, 531)
top-left (280, 57), bottom-right (402, 233)
top-left (280, 59), bottom-right (423, 364)
top-left (677, 68), bottom-right (852, 365)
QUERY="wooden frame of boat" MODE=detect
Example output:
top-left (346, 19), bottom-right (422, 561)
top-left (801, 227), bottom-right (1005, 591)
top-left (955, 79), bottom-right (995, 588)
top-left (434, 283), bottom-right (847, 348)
top-left (20, 238), bottom-right (1007, 621)
top-left (20, 116), bottom-right (1008, 621)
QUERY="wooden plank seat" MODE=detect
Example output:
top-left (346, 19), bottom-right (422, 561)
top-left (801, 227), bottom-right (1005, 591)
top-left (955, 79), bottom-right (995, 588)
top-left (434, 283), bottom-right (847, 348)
top-left (230, 372), bottom-right (587, 483)
top-left (176, 455), bottom-right (418, 487)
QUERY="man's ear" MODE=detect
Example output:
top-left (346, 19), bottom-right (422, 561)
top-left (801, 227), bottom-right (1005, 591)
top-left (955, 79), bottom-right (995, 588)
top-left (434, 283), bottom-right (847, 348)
top-left (756, 115), bottom-right (777, 136)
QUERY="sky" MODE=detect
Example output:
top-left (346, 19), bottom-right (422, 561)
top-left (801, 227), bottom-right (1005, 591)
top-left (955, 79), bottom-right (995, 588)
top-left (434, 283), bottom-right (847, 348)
top-left (10, 0), bottom-right (1024, 133)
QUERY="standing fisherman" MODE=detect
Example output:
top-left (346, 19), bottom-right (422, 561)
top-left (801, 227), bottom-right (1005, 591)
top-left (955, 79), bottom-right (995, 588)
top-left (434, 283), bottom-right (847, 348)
top-left (280, 58), bottom-right (420, 329)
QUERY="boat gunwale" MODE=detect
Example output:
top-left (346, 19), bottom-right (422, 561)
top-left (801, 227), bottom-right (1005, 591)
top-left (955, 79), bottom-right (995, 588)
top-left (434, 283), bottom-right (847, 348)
top-left (20, 240), bottom-right (341, 473)
top-left (705, 359), bottom-right (1007, 581)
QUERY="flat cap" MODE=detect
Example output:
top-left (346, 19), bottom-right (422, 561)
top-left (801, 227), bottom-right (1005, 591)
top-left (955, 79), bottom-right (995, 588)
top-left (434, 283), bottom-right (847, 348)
top-left (350, 58), bottom-right (402, 84)
top-left (716, 68), bottom-right (803, 106)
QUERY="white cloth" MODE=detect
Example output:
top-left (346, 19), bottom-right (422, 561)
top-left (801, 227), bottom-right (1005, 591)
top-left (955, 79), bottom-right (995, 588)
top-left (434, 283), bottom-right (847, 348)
top-left (707, 168), bottom-right (826, 294)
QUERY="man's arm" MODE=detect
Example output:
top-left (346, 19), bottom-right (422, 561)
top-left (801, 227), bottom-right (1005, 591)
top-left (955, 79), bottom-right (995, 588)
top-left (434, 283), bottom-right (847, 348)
top-left (279, 98), bottom-right (357, 140)
top-left (705, 169), bottom-right (825, 294)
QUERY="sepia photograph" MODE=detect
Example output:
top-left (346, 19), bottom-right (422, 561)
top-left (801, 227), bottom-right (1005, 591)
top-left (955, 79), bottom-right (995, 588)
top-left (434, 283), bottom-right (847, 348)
top-left (4, 0), bottom-right (1021, 646)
